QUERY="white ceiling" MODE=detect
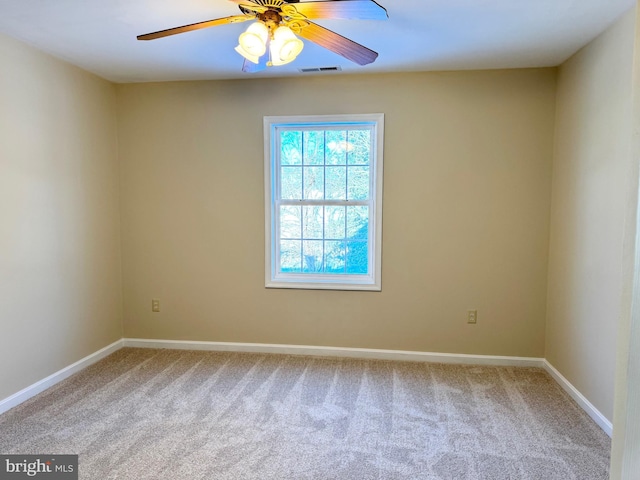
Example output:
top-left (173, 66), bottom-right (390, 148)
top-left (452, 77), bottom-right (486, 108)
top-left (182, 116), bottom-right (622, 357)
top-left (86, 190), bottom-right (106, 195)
top-left (0, 0), bottom-right (635, 83)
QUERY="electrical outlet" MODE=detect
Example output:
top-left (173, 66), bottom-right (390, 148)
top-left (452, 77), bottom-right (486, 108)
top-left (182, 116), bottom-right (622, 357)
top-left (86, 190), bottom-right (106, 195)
top-left (467, 310), bottom-right (477, 324)
top-left (152, 299), bottom-right (160, 313)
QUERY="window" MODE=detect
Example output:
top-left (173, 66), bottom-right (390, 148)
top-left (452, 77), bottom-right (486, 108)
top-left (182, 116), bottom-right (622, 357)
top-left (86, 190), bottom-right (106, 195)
top-left (264, 114), bottom-right (384, 291)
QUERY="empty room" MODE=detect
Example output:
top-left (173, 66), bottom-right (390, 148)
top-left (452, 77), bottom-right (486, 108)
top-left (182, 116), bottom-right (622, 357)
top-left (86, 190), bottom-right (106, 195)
top-left (1, 0), bottom-right (639, 478)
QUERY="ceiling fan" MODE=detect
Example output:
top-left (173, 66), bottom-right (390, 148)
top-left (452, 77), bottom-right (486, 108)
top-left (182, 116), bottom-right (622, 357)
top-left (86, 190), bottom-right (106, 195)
top-left (137, 0), bottom-right (388, 73)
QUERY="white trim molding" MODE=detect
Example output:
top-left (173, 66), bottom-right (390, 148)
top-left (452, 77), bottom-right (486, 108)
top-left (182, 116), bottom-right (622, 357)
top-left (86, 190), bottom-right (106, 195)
top-left (0, 339), bottom-right (124, 416)
top-left (543, 360), bottom-right (613, 437)
top-left (264, 114), bottom-right (385, 291)
top-left (1, 337), bottom-right (614, 441)
top-left (123, 338), bottom-right (544, 367)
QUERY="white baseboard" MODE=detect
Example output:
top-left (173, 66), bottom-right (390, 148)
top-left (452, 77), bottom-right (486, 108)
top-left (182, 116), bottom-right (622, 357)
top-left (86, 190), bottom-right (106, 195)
top-left (122, 338), bottom-right (545, 368)
top-left (543, 360), bottom-right (613, 437)
top-left (0, 339), bottom-right (124, 416)
top-left (1, 337), bottom-right (611, 439)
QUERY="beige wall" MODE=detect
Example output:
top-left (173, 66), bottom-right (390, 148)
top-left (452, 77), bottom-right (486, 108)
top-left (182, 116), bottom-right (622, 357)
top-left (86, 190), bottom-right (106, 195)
top-left (117, 69), bottom-right (556, 357)
top-left (546, 10), bottom-right (636, 423)
top-left (0, 34), bottom-right (123, 401)
top-left (611, 5), bottom-right (640, 479)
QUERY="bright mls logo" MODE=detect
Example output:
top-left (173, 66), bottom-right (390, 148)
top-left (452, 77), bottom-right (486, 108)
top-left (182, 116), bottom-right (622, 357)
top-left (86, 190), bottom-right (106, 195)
top-left (0, 456), bottom-right (77, 479)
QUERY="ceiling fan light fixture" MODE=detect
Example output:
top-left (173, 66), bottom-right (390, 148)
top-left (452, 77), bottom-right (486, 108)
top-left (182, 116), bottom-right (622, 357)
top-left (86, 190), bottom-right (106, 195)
top-left (237, 21), bottom-right (269, 58)
top-left (234, 44), bottom-right (261, 64)
top-left (270, 25), bottom-right (304, 66)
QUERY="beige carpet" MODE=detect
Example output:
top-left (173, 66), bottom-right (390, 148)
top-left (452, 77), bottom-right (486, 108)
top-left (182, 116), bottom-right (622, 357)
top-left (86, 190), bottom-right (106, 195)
top-left (0, 348), bottom-right (610, 479)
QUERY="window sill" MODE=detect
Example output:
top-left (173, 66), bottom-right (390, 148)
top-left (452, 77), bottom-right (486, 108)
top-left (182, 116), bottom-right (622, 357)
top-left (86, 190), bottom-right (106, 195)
top-left (265, 280), bottom-right (381, 292)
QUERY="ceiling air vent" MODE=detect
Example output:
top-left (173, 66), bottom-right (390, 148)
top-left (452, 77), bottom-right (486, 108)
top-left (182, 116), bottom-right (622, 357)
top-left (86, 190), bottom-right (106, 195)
top-left (298, 66), bottom-right (342, 73)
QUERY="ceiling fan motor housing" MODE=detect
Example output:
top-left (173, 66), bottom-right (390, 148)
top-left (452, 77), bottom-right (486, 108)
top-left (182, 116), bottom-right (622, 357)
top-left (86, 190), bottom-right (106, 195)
top-left (258, 10), bottom-right (283, 29)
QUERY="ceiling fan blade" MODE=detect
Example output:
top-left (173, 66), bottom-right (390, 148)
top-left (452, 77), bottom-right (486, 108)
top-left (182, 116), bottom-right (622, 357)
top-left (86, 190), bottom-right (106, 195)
top-left (291, 0), bottom-right (388, 20)
top-left (297, 21), bottom-right (378, 65)
top-left (242, 38), bottom-right (270, 73)
top-left (137, 15), bottom-right (251, 41)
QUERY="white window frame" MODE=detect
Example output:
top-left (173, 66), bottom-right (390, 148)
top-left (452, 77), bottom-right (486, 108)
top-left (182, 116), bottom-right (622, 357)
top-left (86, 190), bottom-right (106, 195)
top-left (264, 113), bottom-right (384, 291)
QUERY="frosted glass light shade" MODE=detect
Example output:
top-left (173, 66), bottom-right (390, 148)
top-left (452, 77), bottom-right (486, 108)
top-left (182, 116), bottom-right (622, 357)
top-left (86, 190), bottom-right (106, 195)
top-left (236, 21), bottom-right (269, 61)
top-left (270, 26), bottom-right (304, 66)
top-left (235, 45), bottom-right (260, 64)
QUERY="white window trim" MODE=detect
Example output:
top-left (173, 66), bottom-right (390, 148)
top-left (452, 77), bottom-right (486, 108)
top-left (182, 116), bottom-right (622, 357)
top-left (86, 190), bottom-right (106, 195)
top-left (264, 113), bottom-right (384, 291)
